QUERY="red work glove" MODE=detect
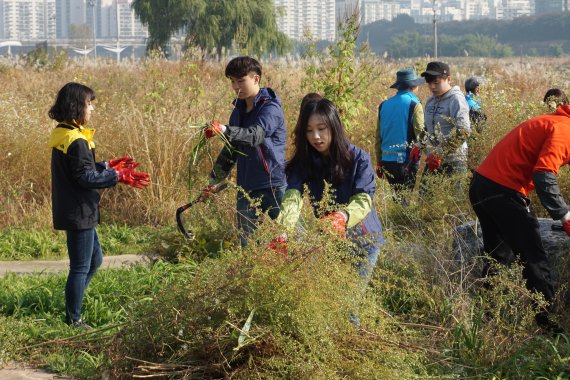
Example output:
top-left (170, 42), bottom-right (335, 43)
top-left (117, 166), bottom-right (151, 189)
top-left (108, 156), bottom-right (135, 170)
top-left (562, 212), bottom-right (570, 237)
top-left (199, 184), bottom-right (220, 201)
top-left (268, 235), bottom-right (288, 257)
top-left (563, 220), bottom-right (570, 237)
top-left (426, 153), bottom-right (443, 172)
top-left (204, 121), bottom-right (226, 139)
top-left (409, 146), bottom-right (421, 163)
top-left (375, 162), bottom-right (384, 179)
top-left (321, 211), bottom-right (347, 238)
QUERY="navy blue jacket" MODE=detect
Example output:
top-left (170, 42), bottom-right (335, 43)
top-left (212, 88), bottom-right (286, 192)
top-left (49, 124), bottom-right (118, 230)
top-left (287, 144), bottom-right (384, 247)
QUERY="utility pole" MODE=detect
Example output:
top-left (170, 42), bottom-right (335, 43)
top-left (116, 0), bottom-right (120, 62)
top-left (432, 0), bottom-right (438, 59)
top-left (88, 0), bottom-right (97, 58)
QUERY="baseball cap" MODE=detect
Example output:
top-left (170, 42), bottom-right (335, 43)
top-left (421, 61), bottom-right (450, 77)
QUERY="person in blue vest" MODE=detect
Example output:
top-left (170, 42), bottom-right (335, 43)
top-left (274, 98), bottom-right (384, 280)
top-left (375, 68), bottom-right (425, 199)
top-left (202, 56), bottom-right (287, 246)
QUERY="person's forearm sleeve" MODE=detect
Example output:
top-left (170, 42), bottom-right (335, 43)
top-left (413, 103), bottom-right (425, 139)
top-left (533, 171), bottom-right (569, 220)
top-left (343, 192), bottom-right (372, 228)
top-left (226, 124), bottom-right (266, 147)
top-left (276, 189), bottom-right (303, 231)
top-left (209, 146), bottom-right (237, 184)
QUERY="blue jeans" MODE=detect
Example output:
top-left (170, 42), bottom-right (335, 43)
top-left (236, 186), bottom-right (286, 246)
top-left (65, 228), bottom-right (103, 324)
top-left (352, 241), bottom-right (381, 281)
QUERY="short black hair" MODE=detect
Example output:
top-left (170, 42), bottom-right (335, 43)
top-left (465, 76), bottom-right (484, 93)
top-left (48, 82), bottom-right (95, 125)
top-left (225, 56), bottom-right (262, 79)
top-left (543, 88), bottom-right (568, 105)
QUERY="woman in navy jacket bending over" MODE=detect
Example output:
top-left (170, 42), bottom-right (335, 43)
top-left (276, 98), bottom-right (384, 279)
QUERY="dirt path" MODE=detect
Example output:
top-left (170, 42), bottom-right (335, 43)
top-left (0, 254), bottom-right (149, 277)
top-left (0, 254), bottom-right (150, 378)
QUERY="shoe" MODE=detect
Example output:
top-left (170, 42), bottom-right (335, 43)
top-left (536, 313), bottom-right (564, 335)
top-left (70, 319), bottom-right (92, 330)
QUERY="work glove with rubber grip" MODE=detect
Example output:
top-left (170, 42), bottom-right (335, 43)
top-left (426, 153), bottom-right (443, 172)
top-left (204, 121), bottom-right (226, 139)
top-left (321, 211), bottom-right (347, 238)
top-left (375, 162), bottom-right (383, 179)
top-left (117, 166), bottom-right (150, 189)
top-left (199, 184), bottom-right (218, 201)
top-left (562, 211), bottom-right (570, 237)
top-left (108, 156), bottom-right (134, 170)
top-left (409, 146), bottom-right (421, 163)
top-left (268, 235), bottom-right (288, 257)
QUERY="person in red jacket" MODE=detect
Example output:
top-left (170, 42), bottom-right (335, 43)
top-left (469, 104), bottom-right (570, 333)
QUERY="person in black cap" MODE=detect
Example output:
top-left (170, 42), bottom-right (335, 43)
top-left (375, 68), bottom-right (426, 201)
top-left (418, 61), bottom-right (471, 176)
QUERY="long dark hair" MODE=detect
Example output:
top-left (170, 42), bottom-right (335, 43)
top-left (48, 82), bottom-right (95, 125)
top-left (287, 98), bottom-right (353, 184)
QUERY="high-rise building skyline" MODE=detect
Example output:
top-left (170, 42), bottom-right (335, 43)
top-left (0, 0), bottom-right (56, 40)
top-left (0, 0), bottom-right (146, 42)
top-left (0, 0), bottom-right (566, 44)
top-left (275, 0), bottom-right (336, 41)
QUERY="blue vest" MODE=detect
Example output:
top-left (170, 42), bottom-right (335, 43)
top-left (378, 90), bottom-right (419, 163)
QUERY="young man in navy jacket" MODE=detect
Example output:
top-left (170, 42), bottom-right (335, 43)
top-left (203, 56), bottom-right (287, 246)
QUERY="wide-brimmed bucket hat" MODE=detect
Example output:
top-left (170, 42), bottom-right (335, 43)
top-left (390, 68), bottom-right (426, 89)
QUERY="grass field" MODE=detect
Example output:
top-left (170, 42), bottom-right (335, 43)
top-left (1, 54), bottom-right (570, 379)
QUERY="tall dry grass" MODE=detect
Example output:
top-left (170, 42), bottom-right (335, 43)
top-left (1, 56), bottom-right (569, 230)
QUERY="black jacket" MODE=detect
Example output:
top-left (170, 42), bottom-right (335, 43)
top-left (49, 124), bottom-right (118, 230)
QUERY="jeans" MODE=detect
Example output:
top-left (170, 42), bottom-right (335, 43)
top-left (353, 242), bottom-right (381, 281)
top-left (65, 228), bottom-right (103, 324)
top-left (236, 186), bottom-right (286, 247)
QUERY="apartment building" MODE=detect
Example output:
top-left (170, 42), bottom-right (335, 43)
top-left (275, 0), bottom-right (336, 41)
top-left (0, 0), bottom-right (56, 40)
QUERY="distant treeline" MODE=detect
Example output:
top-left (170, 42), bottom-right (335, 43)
top-left (360, 12), bottom-right (570, 58)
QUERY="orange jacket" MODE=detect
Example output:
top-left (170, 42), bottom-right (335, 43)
top-left (476, 105), bottom-right (570, 196)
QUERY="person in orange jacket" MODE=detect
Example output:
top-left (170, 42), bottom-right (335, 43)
top-left (469, 104), bottom-right (570, 333)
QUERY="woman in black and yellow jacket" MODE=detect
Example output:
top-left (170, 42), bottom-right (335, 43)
top-left (48, 82), bottom-right (150, 328)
